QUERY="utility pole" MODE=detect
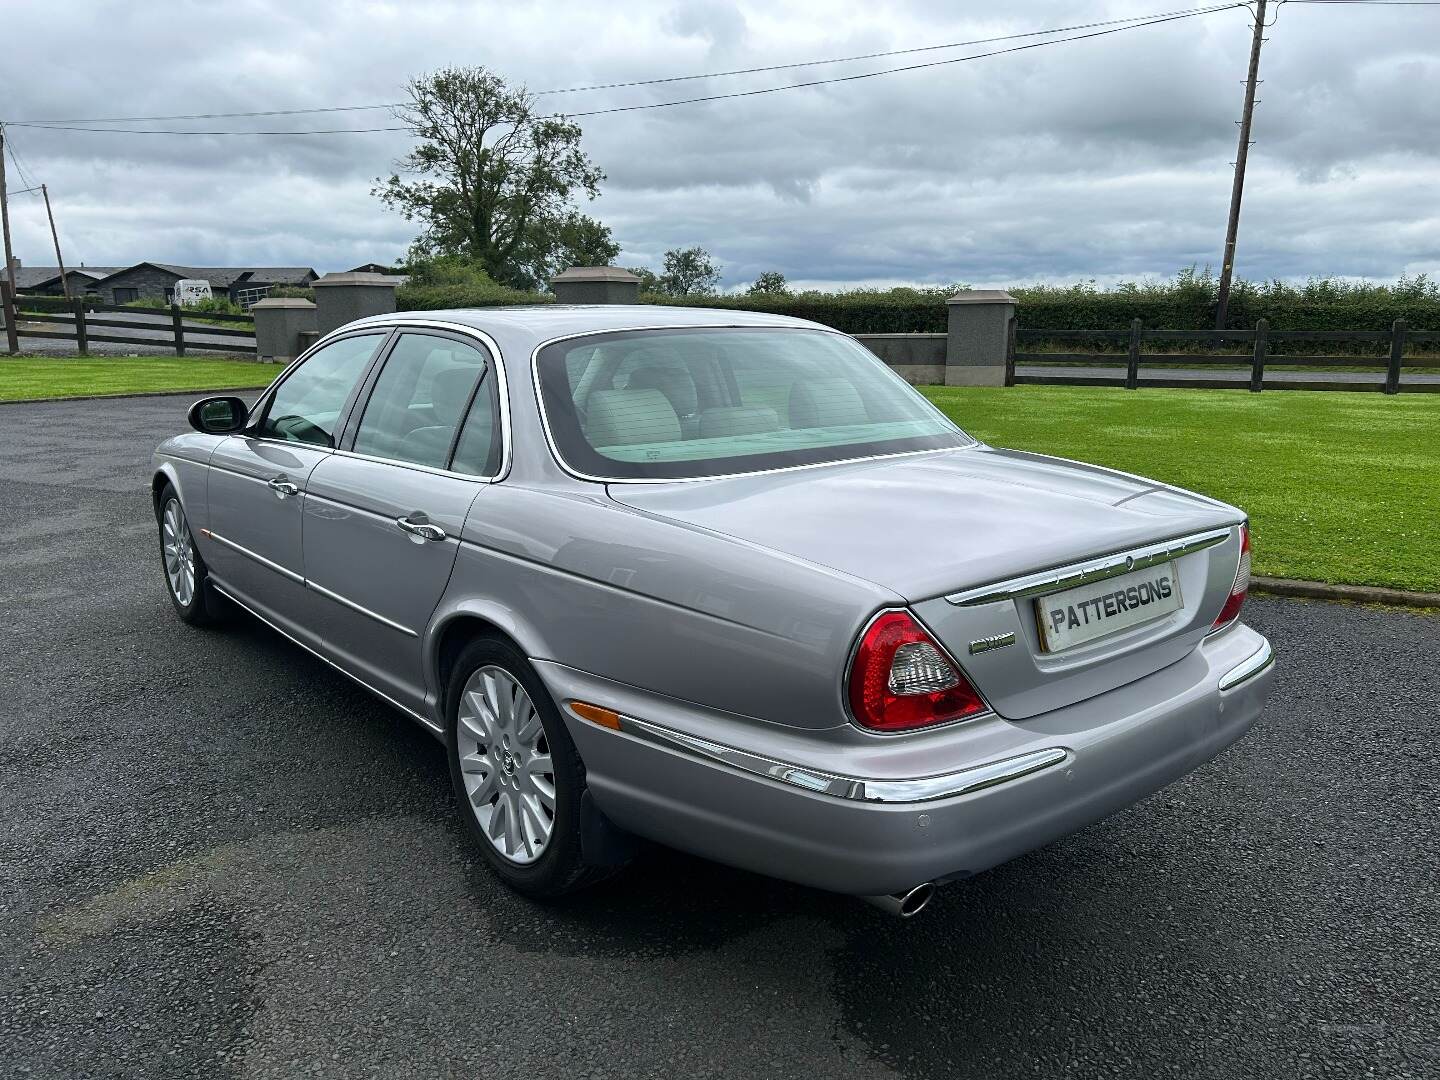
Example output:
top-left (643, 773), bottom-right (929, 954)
top-left (0, 125), bottom-right (17, 300)
top-left (1214, 0), bottom-right (1268, 331)
top-left (0, 124), bottom-right (20, 354)
top-left (41, 185), bottom-right (70, 300)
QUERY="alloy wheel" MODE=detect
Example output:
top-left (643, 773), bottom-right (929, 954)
top-left (161, 498), bottom-right (196, 607)
top-left (455, 665), bottom-right (557, 865)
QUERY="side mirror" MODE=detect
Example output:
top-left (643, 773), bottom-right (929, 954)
top-left (187, 395), bottom-right (250, 434)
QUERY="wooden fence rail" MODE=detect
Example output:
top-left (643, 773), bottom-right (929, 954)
top-left (3, 296), bottom-right (256, 357)
top-left (1008, 318), bottom-right (1433, 394)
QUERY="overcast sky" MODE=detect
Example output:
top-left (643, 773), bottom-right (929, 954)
top-left (3, 0), bottom-right (1437, 290)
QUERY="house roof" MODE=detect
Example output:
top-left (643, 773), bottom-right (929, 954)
top-left (12, 266), bottom-right (121, 289)
top-left (93, 262), bottom-right (319, 288)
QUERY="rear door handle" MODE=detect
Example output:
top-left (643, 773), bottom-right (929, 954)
top-left (267, 476), bottom-right (300, 498)
top-left (396, 514), bottom-right (447, 542)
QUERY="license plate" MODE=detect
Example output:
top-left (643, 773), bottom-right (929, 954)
top-left (1035, 562), bottom-right (1183, 652)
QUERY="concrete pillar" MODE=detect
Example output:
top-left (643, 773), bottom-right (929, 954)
top-left (944, 289), bottom-right (1016, 387)
top-left (550, 266), bottom-right (641, 305)
top-left (251, 297), bottom-right (317, 365)
top-left (311, 272), bottom-right (400, 335)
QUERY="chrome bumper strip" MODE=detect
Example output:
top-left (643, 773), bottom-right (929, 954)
top-left (944, 527), bottom-right (1233, 607)
top-left (572, 705), bottom-right (1069, 804)
top-left (1218, 636), bottom-right (1275, 692)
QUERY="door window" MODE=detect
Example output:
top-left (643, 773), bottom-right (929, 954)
top-left (260, 333), bottom-right (385, 447)
top-left (450, 366), bottom-right (503, 477)
top-left (352, 333), bottom-right (489, 469)
top-left (113, 287), bottom-right (139, 303)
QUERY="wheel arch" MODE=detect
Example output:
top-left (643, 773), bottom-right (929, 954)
top-left (151, 464), bottom-right (182, 520)
top-left (428, 602), bottom-right (550, 714)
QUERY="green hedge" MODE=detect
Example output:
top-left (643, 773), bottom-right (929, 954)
top-left (376, 265), bottom-right (1440, 333)
top-left (393, 256), bottom-right (552, 311)
top-left (638, 289), bottom-right (951, 333)
top-left (645, 276), bottom-right (1440, 334)
top-left (396, 282), bottom-right (552, 310)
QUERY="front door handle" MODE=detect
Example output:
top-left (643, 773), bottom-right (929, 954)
top-left (396, 514), bottom-right (447, 542)
top-left (267, 476), bottom-right (300, 498)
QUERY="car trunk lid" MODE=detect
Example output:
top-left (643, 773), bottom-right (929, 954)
top-left (608, 445), bottom-right (1246, 717)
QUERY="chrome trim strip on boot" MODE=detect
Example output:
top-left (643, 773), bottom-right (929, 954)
top-left (566, 704), bottom-right (1068, 804)
top-left (944, 527), bottom-right (1233, 607)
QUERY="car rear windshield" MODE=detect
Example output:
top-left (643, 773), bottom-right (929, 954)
top-left (535, 327), bottom-right (973, 480)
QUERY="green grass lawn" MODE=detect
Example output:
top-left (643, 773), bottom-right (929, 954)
top-left (920, 385), bottom-right (1439, 593)
top-left (0, 356), bottom-right (273, 402)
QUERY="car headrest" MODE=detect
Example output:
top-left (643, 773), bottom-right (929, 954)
top-left (788, 378), bottom-right (869, 429)
top-left (627, 360), bottom-right (699, 417)
top-left (585, 389), bottom-right (682, 448)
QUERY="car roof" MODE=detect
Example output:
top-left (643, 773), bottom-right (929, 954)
top-left (346, 304), bottom-right (833, 346)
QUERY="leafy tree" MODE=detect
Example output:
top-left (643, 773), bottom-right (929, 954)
top-left (528, 210), bottom-right (620, 286)
top-left (375, 66), bottom-right (611, 290)
top-left (654, 246), bottom-right (722, 296)
top-left (746, 271), bottom-right (789, 296)
top-left (626, 266), bottom-right (661, 293)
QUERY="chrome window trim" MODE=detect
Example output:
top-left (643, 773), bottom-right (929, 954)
top-left (331, 447), bottom-right (501, 483)
top-left (208, 580), bottom-right (441, 735)
top-left (242, 320), bottom-right (513, 481)
top-left (528, 323), bottom-right (976, 485)
top-left (1218, 636), bottom-right (1274, 692)
top-left (207, 530), bottom-right (304, 584)
top-left (570, 704), bottom-right (1068, 804)
top-left (944, 526), bottom-right (1235, 607)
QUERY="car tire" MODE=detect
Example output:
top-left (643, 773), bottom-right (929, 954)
top-left (445, 635), bottom-right (614, 898)
top-left (157, 484), bottom-right (224, 626)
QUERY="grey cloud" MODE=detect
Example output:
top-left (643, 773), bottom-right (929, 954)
top-left (3, 0), bottom-right (1437, 287)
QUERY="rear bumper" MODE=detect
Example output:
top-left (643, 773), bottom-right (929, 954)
top-left (539, 624), bottom-right (1274, 897)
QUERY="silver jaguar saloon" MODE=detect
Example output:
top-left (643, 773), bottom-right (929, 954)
top-left (153, 306), bottom-right (1274, 917)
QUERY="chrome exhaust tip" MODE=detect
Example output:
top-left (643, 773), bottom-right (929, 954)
top-left (860, 882), bottom-right (936, 918)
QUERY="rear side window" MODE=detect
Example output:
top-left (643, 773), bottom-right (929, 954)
top-left (352, 333), bottom-right (490, 469)
top-left (260, 333), bottom-right (384, 447)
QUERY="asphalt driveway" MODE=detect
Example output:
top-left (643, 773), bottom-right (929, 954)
top-left (1, 394), bottom-right (1436, 1080)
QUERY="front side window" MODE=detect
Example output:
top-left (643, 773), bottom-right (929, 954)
top-left (260, 333), bottom-right (385, 446)
top-left (352, 333), bottom-right (490, 469)
top-left (536, 327), bottom-right (972, 480)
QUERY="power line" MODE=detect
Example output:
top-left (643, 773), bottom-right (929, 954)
top-left (1285, 1), bottom-right (1440, 5)
top-left (3, 130), bottom-right (41, 191)
top-left (8, 3), bottom-right (1242, 128)
top-left (5, 5), bottom-right (1245, 136)
top-left (553, 5), bottom-right (1249, 119)
top-left (537, 4), bottom-right (1242, 94)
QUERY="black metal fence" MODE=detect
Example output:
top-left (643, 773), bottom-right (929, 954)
top-left (1007, 319), bottom-right (1438, 394)
top-left (2, 287), bottom-right (256, 357)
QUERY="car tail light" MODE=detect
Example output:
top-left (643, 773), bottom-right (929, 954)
top-left (848, 610), bottom-right (987, 732)
top-left (1212, 524), bottom-right (1251, 631)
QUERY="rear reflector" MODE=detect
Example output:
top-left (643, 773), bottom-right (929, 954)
top-left (569, 701), bottom-right (622, 730)
top-left (1212, 524), bottom-right (1251, 631)
top-left (848, 610), bottom-right (987, 733)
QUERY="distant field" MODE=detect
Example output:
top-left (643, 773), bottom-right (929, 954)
top-left (921, 384), bottom-right (1439, 593)
top-left (0, 356), bottom-right (272, 402)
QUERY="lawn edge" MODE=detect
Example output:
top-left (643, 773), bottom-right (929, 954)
top-left (0, 385), bottom-right (268, 406)
top-left (1252, 576), bottom-right (1440, 610)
